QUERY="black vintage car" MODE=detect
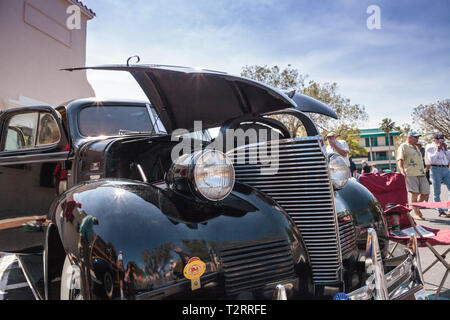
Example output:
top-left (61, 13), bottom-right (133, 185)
top-left (0, 64), bottom-right (426, 300)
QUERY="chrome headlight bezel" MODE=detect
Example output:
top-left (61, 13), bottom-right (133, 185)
top-left (328, 153), bottom-right (351, 190)
top-left (166, 150), bottom-right (235, 202)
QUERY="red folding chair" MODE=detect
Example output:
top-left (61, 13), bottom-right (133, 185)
top-left (359, 173), bottom-right (450, 299)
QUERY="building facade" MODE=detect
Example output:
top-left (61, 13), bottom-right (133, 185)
top-left (0, 0), bottom-right (95, 110)
top-left (353, 128), bottom-right (400, 171)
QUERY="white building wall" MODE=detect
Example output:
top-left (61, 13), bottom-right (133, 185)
top-left (0, 0), bottom-right (95, 109)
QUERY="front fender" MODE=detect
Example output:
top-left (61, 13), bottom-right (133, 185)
top-left (334, 178), bottom-right (389, 257)
top-left (49, 179), bottom-right (311, 299)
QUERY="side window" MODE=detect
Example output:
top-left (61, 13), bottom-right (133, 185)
top-left (2, 112), bottom-right (61, 152)
top-left (37, 113), bottom-right (61, 146)
top-left (5, 128), bottom-right (24, 151)
top-left (3, 113), bottom-right (39, 151)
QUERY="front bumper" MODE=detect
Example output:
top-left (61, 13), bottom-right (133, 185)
top-left (271, 228), bottom-right (428, 300)
top-left (344, 229), bottom-right (428, 300)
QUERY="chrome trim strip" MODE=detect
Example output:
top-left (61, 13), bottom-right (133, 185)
top-left (0, 152), bottom-right (69, 166)
top-left (365, 229), bottom-right (389, 300)
top-left (273, 284), bottom-right (287, 300)
top-left (348, 255), bottom-right (416, 300)
top-left (136, 164), bottom-right (148, 183)
top-left (386, 257), bottom-right (413, 294)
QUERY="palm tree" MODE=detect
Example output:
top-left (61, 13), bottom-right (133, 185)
top-left (380, 118), bottom-right (396, 170)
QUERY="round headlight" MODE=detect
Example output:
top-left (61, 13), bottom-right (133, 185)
top-left (193, 150), bottom-right (235, 201)
top-left (328, 153), bottom-right (350, 190)
top-left (166, 150), bottom-right (235, 202)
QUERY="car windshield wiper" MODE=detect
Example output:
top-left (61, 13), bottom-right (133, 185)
top-left (118, 129), bottom-right (159, 136)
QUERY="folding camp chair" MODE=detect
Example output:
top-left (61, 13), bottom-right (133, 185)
top-left (359, 173), bottom-right (450, 300)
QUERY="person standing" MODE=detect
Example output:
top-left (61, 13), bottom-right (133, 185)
top-left (360, 160), bottom-right (370, 173)
top-left (417, 140), bottom-right (432, 185)
top-left (326, 132), bottom-right (350, 167)
top-left (397, 131), bottom-right (430, 220)
top-left (425, 134), bottom-right (450, 218)
top-left (117, 251), bottom-right (125, 299)
top-left (371, 164), bottom-right (378, 174)
top-left (349, 158), bottom-right (357, 177)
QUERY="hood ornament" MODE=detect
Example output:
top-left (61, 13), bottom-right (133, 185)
top-left (126, 55), bottom-right (141, 67)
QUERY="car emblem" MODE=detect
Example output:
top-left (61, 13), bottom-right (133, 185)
top-left (183, 258), bottom-right (206, 291)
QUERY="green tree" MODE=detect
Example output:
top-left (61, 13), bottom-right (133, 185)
top-left (394, 123), bottom-right (411, 145)
top-left (142, 242), bottom-right (173, 276)
top-left (302, 81), bottom-right (368, 132)
top-left (241, 65), bottom-right (307, 91)
top-left (241, 65), bottom-right (369, 156)
top-left (379, 118), bottom-right (396, 170)
top-left (241, 65), bottom-right (308, 138)
top-left (323, 125), bottom-right (367, 158)
top-left (180, 239), bottom-right (210, 261)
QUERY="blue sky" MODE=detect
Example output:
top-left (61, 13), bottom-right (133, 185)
top-left (81, 0), bottom-right (450, 129)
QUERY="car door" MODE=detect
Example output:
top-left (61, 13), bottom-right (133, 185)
top-left (0, 106), bottom-right (69, 253)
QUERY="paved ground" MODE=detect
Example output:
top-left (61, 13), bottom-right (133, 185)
top-left (0, 185), bottom-right (448, 300)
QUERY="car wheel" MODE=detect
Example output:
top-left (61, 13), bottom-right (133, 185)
top-left (103, 271), bottom-right (114, 300)
top-left (60, 256), bottom-right (83, 300)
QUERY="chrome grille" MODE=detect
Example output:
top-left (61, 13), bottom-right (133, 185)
top-left (219, 239), bottom-right (295, 296)
top-left (338, 216), bottom-right (357, 257)
top-left (228, 137), bottom-right (342, 284)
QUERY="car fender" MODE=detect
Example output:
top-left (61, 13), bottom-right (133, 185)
top-left (334, 178), bottom-right (389, 256)
top-left (48, 179), bottom-right (312, 299)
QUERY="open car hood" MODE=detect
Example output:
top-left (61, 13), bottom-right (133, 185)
top-left (65, 64), bottom-right (337, 133)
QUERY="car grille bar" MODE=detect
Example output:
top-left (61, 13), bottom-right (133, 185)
top-left (228, 137), bottom-right (343, 285)
top-left (219, 239), bottom-right (295, 296)
top-left (339, 216), bottom-right (357, 257)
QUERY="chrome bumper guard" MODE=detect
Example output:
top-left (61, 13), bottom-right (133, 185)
top-left (272, 229), bottom-right (427, 300)
top-left (346, 228), bottom-right (428, 300)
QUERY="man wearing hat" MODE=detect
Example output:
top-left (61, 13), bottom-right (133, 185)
top-left (326, 132), bottom-right (350, 167)
top-left (425, 134), bottom-right (450, 218)
top-left (397, 131), bottom-right (430, 220)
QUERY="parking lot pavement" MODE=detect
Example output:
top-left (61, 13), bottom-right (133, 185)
top-left (390, 212), bottom-right (450, 300)
top-left (401, 183), bottom-right (449, 299)
top-left (418, 210), bottom-right (450, 299)
top-left (0, 185), bottom-right (448, 300)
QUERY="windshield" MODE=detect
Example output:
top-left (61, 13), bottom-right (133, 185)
top-left (78, 105), bottom-right (159, 137)
top-left (183, 130), bottom-right (213, 142)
